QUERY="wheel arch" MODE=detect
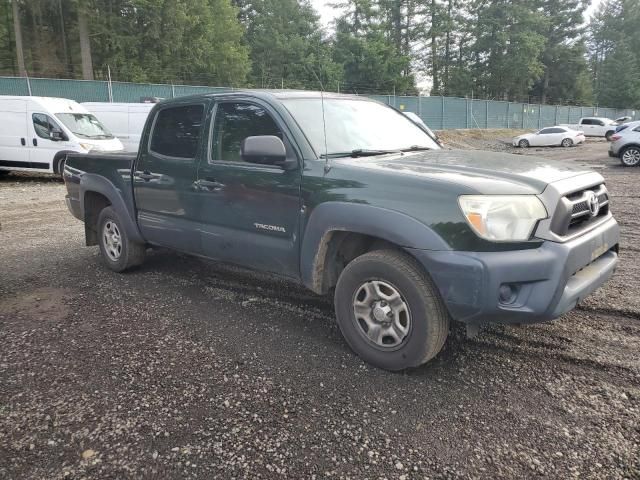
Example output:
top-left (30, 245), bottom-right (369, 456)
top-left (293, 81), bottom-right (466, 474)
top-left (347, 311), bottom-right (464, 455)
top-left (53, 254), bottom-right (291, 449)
top-left (80, 174), bottom-right (145, 246)
top-left (300, 202), bottom-right (449, 294)
top-left (619, 143), bottom-right (640, 166)
top-left (53, 151), bottom-right (75, 174)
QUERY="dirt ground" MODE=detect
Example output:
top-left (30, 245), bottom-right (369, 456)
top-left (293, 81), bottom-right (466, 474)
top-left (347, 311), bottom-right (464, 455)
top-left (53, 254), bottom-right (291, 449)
top-left (1, 134), bottom-right (639, 479)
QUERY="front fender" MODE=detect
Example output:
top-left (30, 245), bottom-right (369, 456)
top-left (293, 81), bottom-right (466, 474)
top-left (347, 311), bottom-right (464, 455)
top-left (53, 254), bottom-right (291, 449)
top-left (300, 202), bottom-right (449, 292)
top-left (80, 173), bottom-right (144, 244)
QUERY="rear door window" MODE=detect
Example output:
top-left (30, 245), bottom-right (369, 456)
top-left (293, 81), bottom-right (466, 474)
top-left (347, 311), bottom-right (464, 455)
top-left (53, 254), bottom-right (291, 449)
top-left (149, 105), bottom-right (204, 159)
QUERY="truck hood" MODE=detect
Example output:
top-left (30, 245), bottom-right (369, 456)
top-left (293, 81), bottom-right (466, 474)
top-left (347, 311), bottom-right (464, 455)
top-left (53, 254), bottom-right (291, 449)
top-left (337, 149), bottom-right (593, 194)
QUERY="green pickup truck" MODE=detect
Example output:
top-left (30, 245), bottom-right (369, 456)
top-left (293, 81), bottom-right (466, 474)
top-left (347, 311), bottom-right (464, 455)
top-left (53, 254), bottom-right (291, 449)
top-left (63, 91), bottom-right (619, 370)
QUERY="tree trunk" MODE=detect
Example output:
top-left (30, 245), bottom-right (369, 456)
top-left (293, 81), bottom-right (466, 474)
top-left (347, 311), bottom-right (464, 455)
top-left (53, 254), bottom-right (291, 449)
top-left (443, 0), bottom-right (452, 95)
top-left (430, 0), bottom-right (439, 94)
top-left (58, 0), bottom-right (71, 76)
top-left (541, 67), bottom-right (550, 104)
top-left (11, 0), bottom-right (26, 77)
top-left (77, 2), bottom-right (94, 80)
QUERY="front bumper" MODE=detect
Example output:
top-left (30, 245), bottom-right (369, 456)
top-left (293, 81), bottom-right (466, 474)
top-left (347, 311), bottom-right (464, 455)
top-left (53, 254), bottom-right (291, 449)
top-left (407, 216), bottom-right (619, 325)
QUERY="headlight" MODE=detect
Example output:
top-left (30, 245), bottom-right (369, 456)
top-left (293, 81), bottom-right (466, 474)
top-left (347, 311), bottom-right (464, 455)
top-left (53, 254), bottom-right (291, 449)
top-left (80, 143), bottom-right (104, 152)
top-left (458, 195), bottom-right (547, 241)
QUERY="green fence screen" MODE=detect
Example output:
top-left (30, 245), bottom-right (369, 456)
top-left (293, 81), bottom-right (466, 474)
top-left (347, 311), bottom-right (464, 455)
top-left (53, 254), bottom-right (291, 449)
top-left (2, 76), bottom-right (638, 130)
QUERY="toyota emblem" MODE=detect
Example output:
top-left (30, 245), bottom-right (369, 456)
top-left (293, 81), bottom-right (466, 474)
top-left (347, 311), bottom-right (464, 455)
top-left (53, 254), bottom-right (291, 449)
top-left (586, 191), bottom-right (600, 217)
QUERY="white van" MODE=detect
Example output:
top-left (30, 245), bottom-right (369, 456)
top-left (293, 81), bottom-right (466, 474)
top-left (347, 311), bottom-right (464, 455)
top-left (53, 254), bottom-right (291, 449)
top-left (82, 102), bottom-right (155, 152)
top-left (0, 96), bottom-right (123, 177)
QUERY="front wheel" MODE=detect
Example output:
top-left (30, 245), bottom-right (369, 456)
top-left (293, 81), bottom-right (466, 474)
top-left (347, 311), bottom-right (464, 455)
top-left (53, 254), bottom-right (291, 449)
top-left (334, 249), bottom-right (449, 371)
top-left (518, 139), bottom-right (529, 148)
top-left (620, 146), bottom-right (640, 167)
top-left (97, 206), bottom-right (146, 272)
top-left (561, 138), bottom-right (573, 148)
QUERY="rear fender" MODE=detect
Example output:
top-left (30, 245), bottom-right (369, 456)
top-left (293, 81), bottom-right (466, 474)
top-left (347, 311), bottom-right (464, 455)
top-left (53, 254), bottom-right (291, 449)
top-left (300, 202), bottom-right (449, 293)
top-left (80, 173), bottom-right (144, 244)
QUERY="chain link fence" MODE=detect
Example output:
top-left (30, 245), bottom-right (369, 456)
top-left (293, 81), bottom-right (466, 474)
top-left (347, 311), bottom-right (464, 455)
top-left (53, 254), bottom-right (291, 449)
top-left (2, 76), bottom-right (638, 130)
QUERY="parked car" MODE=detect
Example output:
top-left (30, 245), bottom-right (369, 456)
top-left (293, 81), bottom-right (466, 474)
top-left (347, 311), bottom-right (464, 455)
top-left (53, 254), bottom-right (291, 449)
top-left (615, 120), bottom-right (640, 134)
top-left (560, 117), bottom-right (617, 140)
top-left (0, 96), bottom-right (123, 178)
top-left (82, 102), bottom-right (155, 152)
top-left (609, 125), bottom-right (640, 167)
top-left (63, 91), bottom-right (619, 371)
top-left (513, 126), bottom-right (585, 148)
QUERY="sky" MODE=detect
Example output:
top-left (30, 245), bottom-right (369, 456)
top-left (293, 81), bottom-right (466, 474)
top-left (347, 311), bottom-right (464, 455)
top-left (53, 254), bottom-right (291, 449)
top-left (312, 0), bottom-right (605, 29)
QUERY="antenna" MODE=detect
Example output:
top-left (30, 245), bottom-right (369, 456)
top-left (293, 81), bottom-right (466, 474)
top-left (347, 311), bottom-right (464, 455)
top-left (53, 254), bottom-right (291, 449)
top-left (309, 69), bottom-right (331, 173)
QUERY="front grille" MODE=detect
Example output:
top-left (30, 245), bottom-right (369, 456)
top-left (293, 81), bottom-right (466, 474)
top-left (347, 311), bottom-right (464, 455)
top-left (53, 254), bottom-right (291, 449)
top-left (549, 184), bottom-right (610, 237)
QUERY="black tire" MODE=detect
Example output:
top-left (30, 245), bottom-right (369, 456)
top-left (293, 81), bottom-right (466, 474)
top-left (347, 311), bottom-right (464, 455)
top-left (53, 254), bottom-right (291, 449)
top-left (97, 206), bottom-right (146, 272)
top-left (620, 146), bottom-right (640, 167)
top-left (561, 138), bottom-right (573, 148)
top-left (518, 139), bottom-right (529, 148)
top-left (605, 130), bottom-right (614, 141)
top-left (334, 249), bottom-right (449, 371)
top-left (0, 170), bottom-right (9, 177)
top-left (57, 158), bottom-right (66, 180)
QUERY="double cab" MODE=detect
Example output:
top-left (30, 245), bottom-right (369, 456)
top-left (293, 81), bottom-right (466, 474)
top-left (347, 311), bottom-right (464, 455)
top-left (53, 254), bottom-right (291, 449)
top-left (63, 91), bottom-right (620, 370)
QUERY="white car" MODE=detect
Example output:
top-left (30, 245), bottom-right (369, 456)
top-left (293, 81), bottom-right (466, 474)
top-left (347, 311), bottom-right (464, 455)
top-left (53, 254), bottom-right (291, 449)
top-left (513, 126), bottom-right (586, 148)
top-left (0, 96), bottom-right (123, 178)
top-left (560, 117), bottom-right (619, 139)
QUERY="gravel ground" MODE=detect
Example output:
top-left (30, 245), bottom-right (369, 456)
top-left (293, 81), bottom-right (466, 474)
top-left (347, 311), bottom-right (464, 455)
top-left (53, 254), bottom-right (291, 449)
top-left (1, 137), bottom-right (639, 479)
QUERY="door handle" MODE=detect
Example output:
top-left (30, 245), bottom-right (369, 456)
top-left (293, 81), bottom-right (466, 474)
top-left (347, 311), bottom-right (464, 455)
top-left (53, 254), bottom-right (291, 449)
top-left (32, 138), bottom-right (37, 146)
top-left (133, 170), bottom-right (160, 181)
top-left (194, 178), bottom-right (224, 191)
top-left (20, 138), bottom-right (25, 146)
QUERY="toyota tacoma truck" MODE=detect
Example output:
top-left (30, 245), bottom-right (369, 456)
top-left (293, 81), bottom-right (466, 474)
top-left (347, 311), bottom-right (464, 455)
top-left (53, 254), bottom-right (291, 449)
top-left (63, 91), bottom-right (620, 371)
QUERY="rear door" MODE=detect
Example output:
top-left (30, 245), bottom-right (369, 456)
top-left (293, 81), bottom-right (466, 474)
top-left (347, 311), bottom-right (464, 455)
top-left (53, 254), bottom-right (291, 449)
top-left (0, 99), bottom-right (29, 170)
top-left (133, 101), bottom-right (209, 253)
top-left (194, 98), bottom-right (302, 277)
top-left (580, 119), bottom-right (595, 136)
top-left (545, 127), bottom-right (564, 145)
top-left (534, 128), bottom-right (554, 146)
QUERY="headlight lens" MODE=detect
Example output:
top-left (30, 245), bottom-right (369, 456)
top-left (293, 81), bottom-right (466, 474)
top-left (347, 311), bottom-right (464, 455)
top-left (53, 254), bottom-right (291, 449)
top-left (458, 195), bottom-right (547, 241)
top-left (80, 143), bottom-right (104, 152)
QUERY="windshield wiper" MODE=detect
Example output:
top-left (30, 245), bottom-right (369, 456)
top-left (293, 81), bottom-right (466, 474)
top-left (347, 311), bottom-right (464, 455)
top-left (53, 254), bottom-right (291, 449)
top-left (401, 145), bottom-right (432, 152)
top-left (320, 149), bottom-right (402, 159)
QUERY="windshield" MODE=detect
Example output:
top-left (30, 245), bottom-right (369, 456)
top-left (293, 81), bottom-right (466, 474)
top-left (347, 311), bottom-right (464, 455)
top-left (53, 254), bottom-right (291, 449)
top-left (55, 113), bottom-right (114, 139)
top-left (281, 98), bottom-right (440, 156)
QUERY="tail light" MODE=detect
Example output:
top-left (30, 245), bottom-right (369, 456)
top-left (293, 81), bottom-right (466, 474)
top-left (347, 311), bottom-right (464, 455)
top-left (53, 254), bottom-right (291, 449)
top-left (611, 134), bottom-right (622, 141)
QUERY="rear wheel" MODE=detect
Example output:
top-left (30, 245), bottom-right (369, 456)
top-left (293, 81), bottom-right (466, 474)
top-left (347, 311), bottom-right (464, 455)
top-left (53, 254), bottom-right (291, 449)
top-left (97, 206), bottom-right (146, 272)
top-left (605, 130), bottom-right (615, 141)
top-left (561, 138), bottom-right (573, 148)
top-left (620, 146), bottom-right (640, 167)
top-left (334, 249), bottom-right (449, 371)
top-left (518, 139), bottom-right (529, 148)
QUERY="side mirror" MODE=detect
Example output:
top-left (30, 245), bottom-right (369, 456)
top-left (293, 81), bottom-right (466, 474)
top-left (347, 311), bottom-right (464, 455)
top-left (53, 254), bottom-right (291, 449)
top-left (50, 129), bottom-right (64, 141)
top-left (240, 135), bottom-right (296, 170)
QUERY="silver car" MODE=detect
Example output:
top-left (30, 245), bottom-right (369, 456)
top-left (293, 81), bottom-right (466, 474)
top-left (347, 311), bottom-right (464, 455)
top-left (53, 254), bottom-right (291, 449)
top-left (609, 125), bottom-right (640, 166)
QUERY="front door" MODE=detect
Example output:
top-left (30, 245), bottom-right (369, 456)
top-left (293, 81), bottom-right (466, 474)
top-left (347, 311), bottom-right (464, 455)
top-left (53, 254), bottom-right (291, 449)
top-left (196, 100), bottom-right (302, 278)
top-left (133, 102), bottom-right (208, 253)
top-left (29, 113), bottom-right (69, 170)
